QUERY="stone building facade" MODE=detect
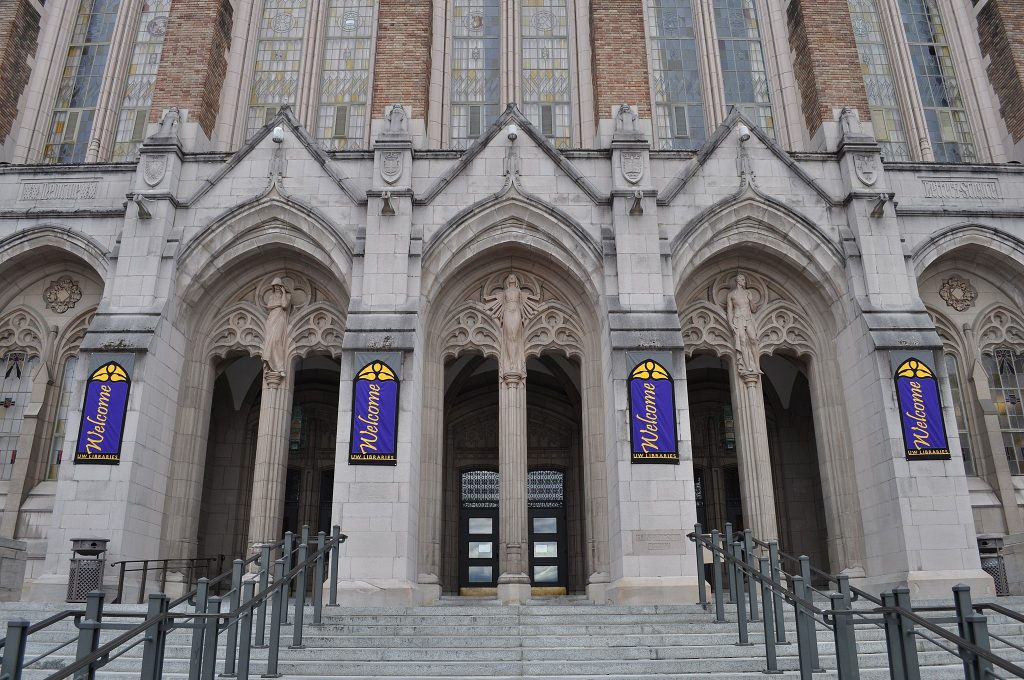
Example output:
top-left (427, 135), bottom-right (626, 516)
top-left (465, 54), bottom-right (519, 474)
top-left (0, 0), bottom-right (1023, 605)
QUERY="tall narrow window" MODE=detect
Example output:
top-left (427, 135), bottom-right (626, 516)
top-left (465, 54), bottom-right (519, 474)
top-left (45, 357), bottom-right (79, 481)
top-left (0, 354), bottom-right (39, 481)
top-left (945, 354), bottom-right (975, 475)
top-left (897, 0), bottom-right (975, 162)
top-left (111, 0), bottom-right (172, 161)
top-left (982, 349), bottom-right (1024, 475)
top-left (848, 0), bottom-right (910, 160)
top-left (713, 0), bottom-right (774, 138)
top-left (521, 0), bottom-right (572, 148)
top-left (43, 0), bottom-right (121, 163)
top-left (450, 0), bottom-right (501, 149)
top-left (317, 0), bottom-right (374, 150)
top-left (247, 0), bottom-right (309, 138)
top-left (646, 0), bottom-right (707, 148)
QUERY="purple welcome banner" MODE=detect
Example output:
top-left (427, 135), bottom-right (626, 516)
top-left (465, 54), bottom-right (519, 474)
top-left (75, 362), bottom-right (131, 465)
top-left (349, 361), bottom-right (399, 466)
top-left (628, 360), bottom-right (679, 464)
top-left (894, 358), bottom-right (951, 461)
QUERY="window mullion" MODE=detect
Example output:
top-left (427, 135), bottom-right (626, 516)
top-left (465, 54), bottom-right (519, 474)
top-left (296, 0), bottom-right (324, 127)
top-left (88, 0), bottom-right (139, 162)
top-left (694, 0), bottom-right (724, 130)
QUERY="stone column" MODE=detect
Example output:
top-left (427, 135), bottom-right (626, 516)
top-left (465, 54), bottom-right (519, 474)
top-left (497, 372), bottom-right (530, 603)
top-left (246, 369), bottom-right (294, 549)
top-left (729, 364), bottom-right (779, 541)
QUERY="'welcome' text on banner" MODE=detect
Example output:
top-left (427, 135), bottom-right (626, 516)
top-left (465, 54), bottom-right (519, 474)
top-left (628, 360), bottom-right (679, 464)
top-left (894, 358), bottom-right (951, 461)
top-left (75, 362), bottom-right (131, 465)
top-left (349, 361), bottom-right (399, 465)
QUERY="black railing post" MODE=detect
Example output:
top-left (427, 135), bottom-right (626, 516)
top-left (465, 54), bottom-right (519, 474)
top-left (265, 559), bottom-right (285, 678)
top-left (953, 584), bottom-right (975, 680)
top-left (882, 591), bottom-right (906, 680)
top-left (732, 541), bottom-right (750, 646)
top-left (313, 531), bottom-right (326, 624)
top-left (1, 619), bottom-right (29, 680)
top-left (114, 562), bottom-right (127, 604)
top-left (793, 575), bottom-right (813, 680)
top-left (725, 523), bottom-right (736, 603)
top-left (711, 529), bottom-right (725, 622)
top-left (695, 524), bottom-right (707, 609)
top-left (768, 541), bottom-right (786, 644)
top-left (201, 596), bottom-right (222, 680)
top-left (830, 591), bottom-right (859, 680)
top-left (290, 542), bottom-right (308, 649)
top-left (966, 613), bottom-right (993, 680)
top-left (138, 561), bottom-right (150, 604)
top-left (141, 593), bottom-right (169, 680)
top-left (74, 591), bottom-right (104, 680)
top-left (893, 587), bottom-right (921, 680)
top-left (743, 529), bottom-right (758, 622)
top-left (759, 557), bottom-right (780, 674)
top-left (223, 559), bottom-right (244, 676)
top-left (797, 555), bottom-right (821, 671)
top-left (281, 532), bottom-right (293, 625)
top-left (189, 578), bottom-right (210, 680)
top-left (255, 544), bottom-right (271, 648)
top-left (329, 525), bottom-right (341, 606)
top-left (236, 580), bottom-right (256, 680)
top-left (159, 560), bottom-right (169, 594)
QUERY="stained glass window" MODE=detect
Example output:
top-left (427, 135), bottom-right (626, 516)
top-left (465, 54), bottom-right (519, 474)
top-left (982, 349), bottom-right (1024, 475)
top-left (945, 354), bottom-right (975, 476)
top-left (461, 470), bottom-right (499, 507)
top-left (111, 0), bottom-right (172, 162)
top-left (0, 354), bottom-right (39, 481)
top-left (450, 0), bottom-right (501, 149)
top-left (713, 0), bottom-right (773, 138)
top-left (317, 0), bottom-right (374, 150)
top-left (897, 0), bottom-right (975, 163)
top-left (521, 0), bottom-right (572, 148)
top-left (646, 0), bottom-right (707, 148)
top-left (43, 0), bottom-right (121, 164)
top-left (46, 356), bottom-right (78, 481)
top-left (848, 0), bottom-right (910, 160)
top-left (246, 0), bottom-right (308, 138)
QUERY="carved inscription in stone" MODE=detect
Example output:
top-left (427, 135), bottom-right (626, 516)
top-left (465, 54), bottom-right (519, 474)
top-left (20, 181), bottom-right (99, 201)
top-left (631, 530), bottom-right (685, 555)
top-left (922, 178), bottom-right (1000, 200)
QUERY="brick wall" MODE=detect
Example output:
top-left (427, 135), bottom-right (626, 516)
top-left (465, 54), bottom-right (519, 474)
top-left (590, 0), bottom-right (651, 120)
top-left (786, 0), bottom-right (869, 137)
top-left (0, 0), bottom-right (41, 143)
top-left (148, 0), bottom-right (233, 138)
top-left (371, 0), bottom-right (432, 119)
top-left (978, 0), bottom-right (1024, 143)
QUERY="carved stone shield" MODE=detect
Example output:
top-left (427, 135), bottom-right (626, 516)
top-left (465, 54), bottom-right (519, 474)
top-left (621, 150), bottom-right (643, 184)
top-left (381, 151), bottom-right (402, 184)
top-left (143, 155), bottom-right (167, 187)
top-left (854, 154), bottom-right (877, 187)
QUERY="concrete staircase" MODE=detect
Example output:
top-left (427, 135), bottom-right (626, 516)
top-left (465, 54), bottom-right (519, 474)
top-left (3, 596), bottom-right (1024, 679)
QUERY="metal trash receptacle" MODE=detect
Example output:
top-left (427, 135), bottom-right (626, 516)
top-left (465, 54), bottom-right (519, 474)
top-left (978, 534), bottom-right (1008, 596)
top-left (67, 538), bottom-right (109, 602)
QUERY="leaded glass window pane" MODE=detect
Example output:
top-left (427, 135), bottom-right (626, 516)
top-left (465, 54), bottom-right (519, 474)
top-left (713, 0), bottom-right (773, 138)
top-left (43, 0), bottom-right (121, 163)
top-left (450, 0), bottom-right (501, 149)
top-left (945, 354), bottom-right (975, 476)
top-left (647, 0), bottom-right (707, 149)
top-left (0, 354), bottom-right (39, 481)
top-left (982, 350), bottom-right (1024, 475)
top-left (316, 0), bottom-right (373, 150)
top-left (461, 470), bottom-right (499, 507)
top-left (897, 0), bottom-right (976, 163)
top-left (848, 0), bottom-right (910, 160)
top-left (246, 0), bottom-right (308, 139)
top-left (521, 0), bottom-right (572, 148)
top-left (111, 0), bottom-right (172, 162)
top-left (46, 356), bottom-right (78, 481)
top-left (527, 469), bottom-right (564, 508)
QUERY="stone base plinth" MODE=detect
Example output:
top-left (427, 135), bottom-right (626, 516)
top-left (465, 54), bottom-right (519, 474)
top-left (497, 572), bottom-right (531, 604)
top-left (415, 575), bottom-right (442, 605)
top-left (0, 538), bottom-right (27, 602)
top-left (862, 569), bottom-right (995, 600)
top-left (333, 578), bottom-right (418, 607)
top-left (606, 576), bottom-right (701, 605)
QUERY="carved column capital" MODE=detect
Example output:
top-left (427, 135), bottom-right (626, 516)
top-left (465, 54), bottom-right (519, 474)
top-left (500, 372), bottom-right (526, 387)
top-left (263, 369), bottom-right (286, 388)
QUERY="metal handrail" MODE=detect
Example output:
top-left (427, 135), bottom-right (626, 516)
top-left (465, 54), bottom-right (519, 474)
top-left (111, 555), bottom-right (230, 604)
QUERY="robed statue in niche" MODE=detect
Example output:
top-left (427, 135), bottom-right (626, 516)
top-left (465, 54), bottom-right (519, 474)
top-left (262, 277), bottom-right (292, 378)
top-left (485, 273), bottom-right (537, 379)
top-left (726, 273), bottom-right (761, 376)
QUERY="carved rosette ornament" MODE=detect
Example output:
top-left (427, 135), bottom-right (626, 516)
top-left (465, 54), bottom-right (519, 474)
top-left (44, 277), bottom-right (83, 314)
top-left (939, 275), bottom-right (977, 312)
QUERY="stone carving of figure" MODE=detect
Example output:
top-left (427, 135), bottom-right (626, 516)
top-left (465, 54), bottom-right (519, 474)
top-left (839, 106), bottom-right (859, 137)
top-left (615, 104), bottom-right (637, 134)
top-left (155, 107), bottom-right (179, 139)
top-left (726, 274), bottom-right (761, 375)
top-left (487, 273), bottom-right (536, 379)
top-left (262, 277), bottom-right (292, 379)
top-left (385, 104), bottom-right (408, 135)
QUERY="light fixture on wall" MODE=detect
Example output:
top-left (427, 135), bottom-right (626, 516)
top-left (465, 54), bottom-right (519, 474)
top-left (506, 124), bottom-right (518, 141)
top-left (737, 124), bottom-right (751, 143)
top-left (272, 126), bottom-right (285, 143)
